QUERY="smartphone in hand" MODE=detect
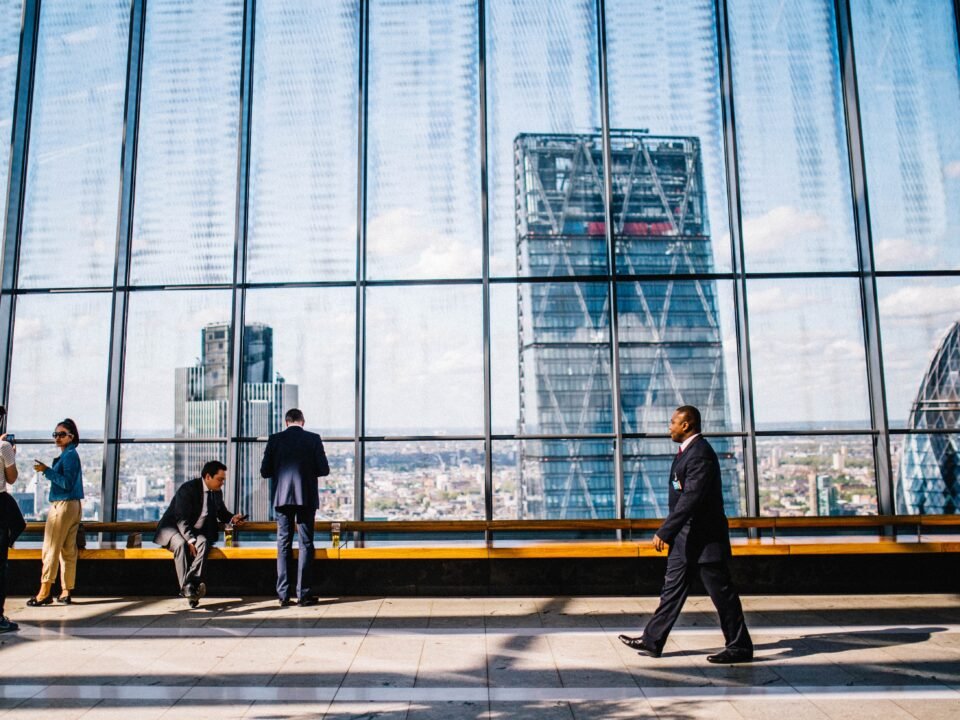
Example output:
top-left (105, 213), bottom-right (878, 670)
top-left (5, 433), bottom-right (14, 445)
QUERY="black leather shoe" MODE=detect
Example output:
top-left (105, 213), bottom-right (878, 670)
top-left (298, 596), bottom-right (320, 607)
top-left (26, 596), bottom-right (53, 607)
top-left (56, 594), bottom-right (72, 605)
top-left (278, 598), bottom-right (293, 607)
top-left (618, 634), bottom-right (661, 658)
top-left (707, 648), bottom-right (753, 664)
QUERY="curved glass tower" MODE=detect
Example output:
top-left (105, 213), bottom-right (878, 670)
top-left (896, 322), bottom-right (960, 514)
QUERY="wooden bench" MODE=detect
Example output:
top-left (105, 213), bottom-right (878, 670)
top-left (8, 515), bottom-right (959, 560)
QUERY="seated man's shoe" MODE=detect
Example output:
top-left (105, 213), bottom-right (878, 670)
top-left (26, 596), bottom-right (53, 607)
top-left (278, 598), bottom-right (293, 607)
top-left (618, 634), bottom-right (661, 658)
top-left (196, 582), bottom-right (207, 600)
top-left (298, 596), bottom-right (320, 607)
top-left (706, 648), bottom-right (753, 664)
top-left (0, 615), bottom-right (19, 633)
top-left (181, 585), bottom-right (198, 600)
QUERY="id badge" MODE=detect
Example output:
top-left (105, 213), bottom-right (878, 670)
top-left (671, 474), bottom-right (682, 492)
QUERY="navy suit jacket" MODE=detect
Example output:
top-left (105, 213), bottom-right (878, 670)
top-left (656, 436), bottom-right (732, 564)
top-left (260, 426), bottom-right (330, 511)
top-left (154, 478), bottom-right (233, 546)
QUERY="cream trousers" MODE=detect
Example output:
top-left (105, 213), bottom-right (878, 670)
top-left (41, 499), bottom-right (81, 588)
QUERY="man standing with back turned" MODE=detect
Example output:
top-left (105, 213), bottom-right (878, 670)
top-left (619, 405), bottom-right (753, 663)
top-left (261, 408), bottom-right (329, 607)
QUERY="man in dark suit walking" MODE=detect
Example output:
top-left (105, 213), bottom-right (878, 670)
top-left (619, 405), bottom-right (753, 663)
top-left (155, 460), bottom-right (245, 608)
top-left (260, 408), bottom-right (329, 607)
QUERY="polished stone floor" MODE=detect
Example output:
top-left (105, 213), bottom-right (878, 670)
top-left (0, 594), bottom-right (958, 719)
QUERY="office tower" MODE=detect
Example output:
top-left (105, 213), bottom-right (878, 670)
top-left (514, 132), bottom-right (737, 519)
top-left (174, 322), bottom-right (297, 516)
top-left (896, 322), bottom-right (960, 514)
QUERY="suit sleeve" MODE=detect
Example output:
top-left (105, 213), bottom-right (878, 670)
top-left (316, 436), bottom-right (330, 478)
top-left (216, 492), bottom-right (234, 523)
top-left (172, 485), bottom-right (197, 542)
top-left (656, 456), bottom-right (713, 545)
top-left (260, 438), bottom-right (274, 479)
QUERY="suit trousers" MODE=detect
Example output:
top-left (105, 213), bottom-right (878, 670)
top-left (642, 550), bottom-right (752, 654)
top-left (276, 505), bottom-right (315, 601)
top-left (40, 499), bottom-right (81, 588)
top-left (165, 533), bottom-right (211, 593)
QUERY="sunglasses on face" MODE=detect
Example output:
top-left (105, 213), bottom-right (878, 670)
top-left (52, 431), bottom-right (73, 439)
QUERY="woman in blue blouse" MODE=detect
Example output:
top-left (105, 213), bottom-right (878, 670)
top-left (27, 418), bottom-right (84, 606)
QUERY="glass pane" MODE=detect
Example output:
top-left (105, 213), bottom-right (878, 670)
top-left (365, 0), bottom-right (481, 280)
top-left (365, 285), bottom-right (482, 435)
top-left (492, 282), bottom-right (613, 436)
top-left (243, 288), bottom-right (356, 436)
top-left (624, 436), bottom-right (744, 519)
top-left (606, 0), bottom-right (732, 274)
top-left (122, 290), bottom-right (233, 437)
top-left (130, 0), bottom-right (243, 285)
top-left (247, 0), bottom-right (358, 283)
top-left (757, 436), bottom-right (878, 516)
top-left (504, 438), bottom-right (615, 520)
top-left (852, 0), bottom-right (960, 271)
top-left (365, 440), bottom-right (484, 520)
top-left (18, 0), bottom-right (129, 288)
top-left (892, 433), bottom-right (959, 515)
top-left (618, 280), bottom-right (740, 433)
top-left (236, 440), bottom-right (354, 522)
top-left (729, 0), bottom-right (858, 271)
top-left (486, 0), bottom-right (601, 277)
top-left (6, 293), bottom-right (111, 439)
top-left (747, 279), bottom-right (870, 428)
top-left (878, 277), bottom-right (960, 429)
top-left (9, 443), bottom-right (103, 521)
top-left (117, 442), bottom-right (226, 521)
top-left (0, 1), bottom-right (22, 222)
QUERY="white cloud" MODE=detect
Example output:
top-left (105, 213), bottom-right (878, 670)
top-left (367, 208), bottom-right (480, 278)
top-left (740, 205), bottom-right (828, 256)
top-left (945, 160), bottom-right (960, 179)
top-left (874, 237), bottom-right (939, 268)
top-left (879, 284), bottom-right (960, 319)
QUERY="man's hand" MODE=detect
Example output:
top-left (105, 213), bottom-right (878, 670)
top-left (652, 533), bottom-right (666, 553)
top-left (0, 433), bottom-right (14, 452)
top-left (230, 513), bottom-right (246, 527)
top-left (187, 541), bottom-right (198, 557)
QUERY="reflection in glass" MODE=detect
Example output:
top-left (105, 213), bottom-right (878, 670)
top-left (244, 289), bottom-right (356, 436)
top-left (757, 436), bottom-right (877, 516)
top-left (892, 433), bottom-right (959, 515)
top-left (236, 441), bottom-right (354, 522)
top-left (606, 0), bottom-right (732, 272)
top-left (747, 279), bottom-right (869, 428)
top-left (624, 437), bottom-right (744, 519)
top-left (0, 1), bottom-right (22, 221)
top-left (122, 290), bottom-right (233, 438)
top-left (517, 438), bottom-right (615, 520)
top-left (365, 285), bottom-right (482, 435)
top-left (6, 293), bottom-right (111, 440)
top-left (130, 0), bottom-right (242, 285)
top-left (852, 0), bottom-right (960, 271)
top-left (247, 0), bottom-right (358, 282)
top-left (878, 277), bottom-right (960, 427)
top-left (365, 440), bottom-right (483, 520)
top-left (366, 0), bottom-right (480, 280)
top-left (618, 280), bottom-right (740, 434)
top-left (729, 0), bottom-right (857, 271)
top-left (486, 0), bottom-right (600, 276)
top-left (9, 442), bottom-right (103, 521)
top-left (18, 0), bottom-right (128, 288)
top-left (118, 442), bottom-right (226, 521)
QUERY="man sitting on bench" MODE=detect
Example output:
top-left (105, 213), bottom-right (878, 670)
top-left (154, 461), bottom-right (245, 608)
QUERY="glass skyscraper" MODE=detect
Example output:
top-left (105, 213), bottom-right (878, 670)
top-left (896, 323), bottom-right (960, 514)
top-left (514, 132), bottom-right (738, 519)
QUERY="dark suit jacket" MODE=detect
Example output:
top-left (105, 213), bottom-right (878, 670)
top-left (656, 436), bottom-right (731, 564)
top-left (260, 426), bottom-right (330, 511)
top-left (154, 478), bottom-right (234, 547)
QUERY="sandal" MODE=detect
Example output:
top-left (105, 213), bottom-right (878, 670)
top-left (26, 595), bottom-right (52, 607)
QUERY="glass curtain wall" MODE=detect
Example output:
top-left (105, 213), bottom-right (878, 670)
top-left (0, 0), bottom-right (957, 523)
